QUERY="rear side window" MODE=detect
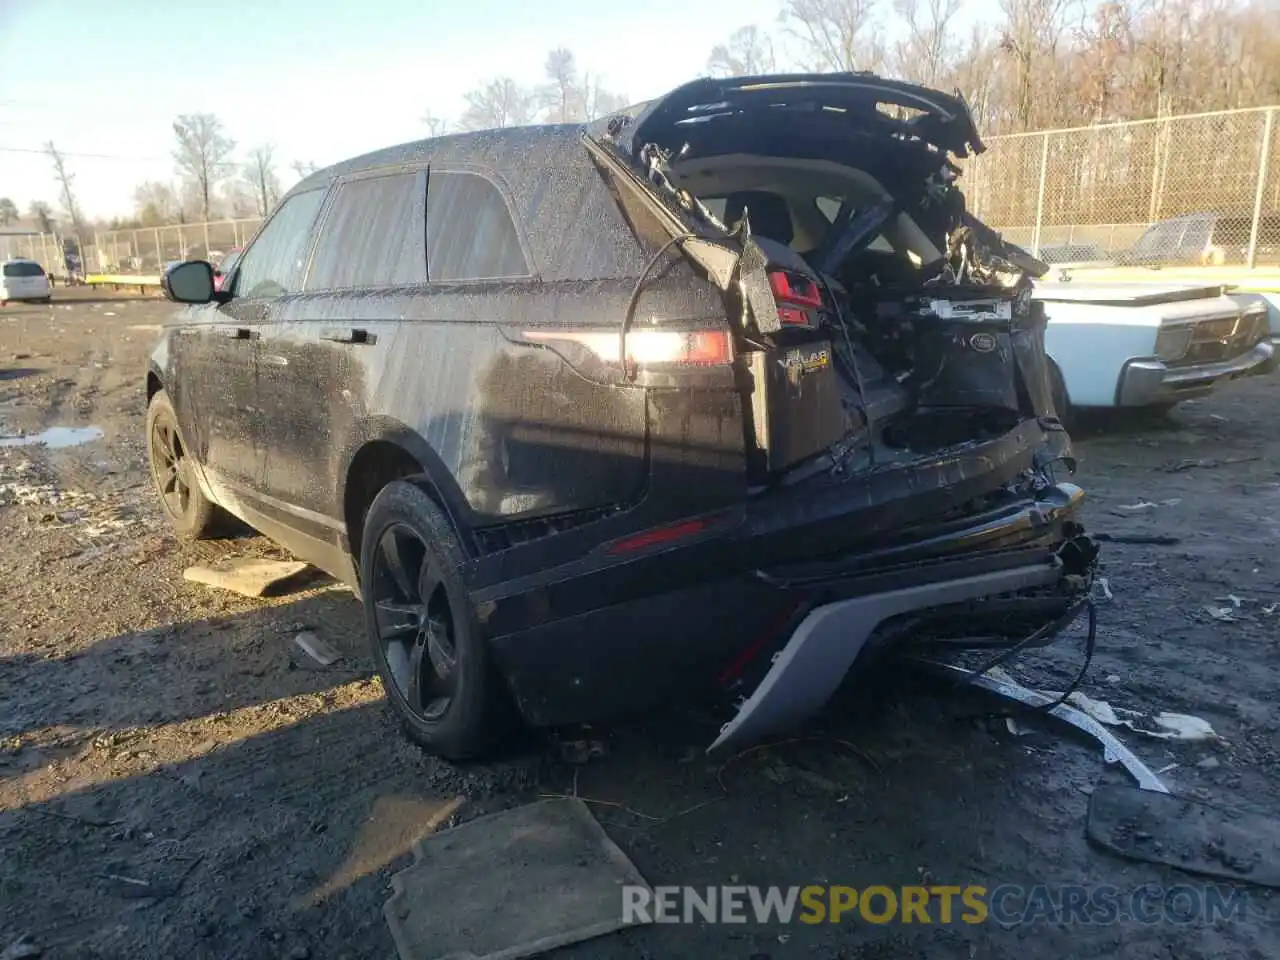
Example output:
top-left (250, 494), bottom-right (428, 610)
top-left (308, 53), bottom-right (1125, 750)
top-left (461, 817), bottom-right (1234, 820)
top-left (3, 261), bottom-right (44, 278)
top-left (427, 171), bottom-right (530, 281)
top-left (234, 188), bottom-right (326, 299)
top-left (307, 173), bottom-right (426, 290)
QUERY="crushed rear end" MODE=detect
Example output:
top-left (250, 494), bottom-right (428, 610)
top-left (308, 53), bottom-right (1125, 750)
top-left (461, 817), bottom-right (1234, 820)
top-left (489, 74), bottom-right (1100, 750)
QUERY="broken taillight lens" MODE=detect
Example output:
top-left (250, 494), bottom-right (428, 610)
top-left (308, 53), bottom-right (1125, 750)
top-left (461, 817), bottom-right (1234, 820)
top-left (524, 329), bottom-right (733, 366)
top-left (768, 270), bottom-right (825, 327)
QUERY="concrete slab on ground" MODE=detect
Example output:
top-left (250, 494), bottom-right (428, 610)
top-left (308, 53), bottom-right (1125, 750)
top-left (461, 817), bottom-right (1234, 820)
top-left (384, 797), bottom-right (650, 960)
top-left (182, 557), bottom-right (312, 598)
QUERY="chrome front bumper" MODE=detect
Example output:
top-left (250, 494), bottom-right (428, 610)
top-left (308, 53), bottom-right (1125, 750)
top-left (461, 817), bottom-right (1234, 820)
top-left (1116, 339), bottom-right (1275, 406)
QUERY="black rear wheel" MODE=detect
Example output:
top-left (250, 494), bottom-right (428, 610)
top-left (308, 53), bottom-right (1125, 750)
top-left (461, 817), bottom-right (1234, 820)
top-left (360, 479), bottom-right (502, 759)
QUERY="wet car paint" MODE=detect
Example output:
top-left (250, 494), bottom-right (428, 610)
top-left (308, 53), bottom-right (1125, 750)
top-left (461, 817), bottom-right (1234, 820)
top-left (149, 85), bottom-right (1094, 735)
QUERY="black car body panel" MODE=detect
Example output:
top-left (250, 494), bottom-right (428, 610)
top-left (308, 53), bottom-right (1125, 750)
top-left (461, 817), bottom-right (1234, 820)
top-left (149, 72), bottom-right (1097, 743)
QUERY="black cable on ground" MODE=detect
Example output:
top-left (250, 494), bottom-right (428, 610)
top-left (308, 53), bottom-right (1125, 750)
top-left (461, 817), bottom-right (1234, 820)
top-left (947, 595), bottom-right (1098, 722)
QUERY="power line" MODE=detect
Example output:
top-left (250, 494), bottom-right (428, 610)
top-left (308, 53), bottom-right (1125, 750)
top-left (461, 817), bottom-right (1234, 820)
top-left (0, 146), bottom-right (167, 161)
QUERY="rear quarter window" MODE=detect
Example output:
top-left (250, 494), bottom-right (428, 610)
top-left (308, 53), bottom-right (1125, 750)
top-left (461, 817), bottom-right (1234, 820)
top-left (426, 171), bottom-right (530, 282)
top-left (3, 262), bottom-right (45, 278)
top-left (307, 172), bottom-right (426, 290)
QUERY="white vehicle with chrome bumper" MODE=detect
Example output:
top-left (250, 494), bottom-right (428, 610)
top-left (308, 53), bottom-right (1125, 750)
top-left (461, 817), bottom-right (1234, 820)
top-left (1033, 282), bottom-right (1275, 414)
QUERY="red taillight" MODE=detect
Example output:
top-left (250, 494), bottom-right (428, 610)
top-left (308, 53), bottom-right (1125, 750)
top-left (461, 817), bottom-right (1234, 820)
top-left (769, 270), bottom-right (824, 308)
top-left (524, 329), bottom-right (733, 367)
top-left (606, 518), bottom-right (710, 555)
top-left (768, 270), bottom-right (825, 326)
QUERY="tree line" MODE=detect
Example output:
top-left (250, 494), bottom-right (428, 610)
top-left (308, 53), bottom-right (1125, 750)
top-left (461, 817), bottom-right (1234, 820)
top-left (0, 117), bottom-right (307, 239)
top-left (753, 0), bottom-right (1278, 133)
top-left (432, 1), bottom-right (1277, 138)
top-left (3, 0), bottom-right (1274, 239)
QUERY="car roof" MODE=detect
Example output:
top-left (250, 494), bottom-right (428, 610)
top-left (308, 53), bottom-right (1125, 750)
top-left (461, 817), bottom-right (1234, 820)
top-left (292, 123), bottom-right (587, 197)
top-left (2, 257), bottom-right (37, 264)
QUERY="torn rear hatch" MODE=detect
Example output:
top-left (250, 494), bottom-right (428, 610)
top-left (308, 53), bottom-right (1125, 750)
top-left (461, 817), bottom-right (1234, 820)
top-left (587, 71), bottom-right (1065, 489)
top-left (601, 73), bottom-right (987, 160)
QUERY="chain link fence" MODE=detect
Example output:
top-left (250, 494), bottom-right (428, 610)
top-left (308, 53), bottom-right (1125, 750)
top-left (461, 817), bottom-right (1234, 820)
top-left (0, 218), bottom-right (263, 278)
top-left (964, 105), bottom-right (1280, 268)
top-left (4, 105), bottom-right (1278, 278)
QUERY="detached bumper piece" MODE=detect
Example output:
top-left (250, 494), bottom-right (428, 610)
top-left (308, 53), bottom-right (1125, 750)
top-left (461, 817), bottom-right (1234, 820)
top-left (912, 661), bottom-right (1170, 794)
top-left (708, 534), bottom-right (1097, 754)
top-left (1116, 339), bottom-right (1275, 406)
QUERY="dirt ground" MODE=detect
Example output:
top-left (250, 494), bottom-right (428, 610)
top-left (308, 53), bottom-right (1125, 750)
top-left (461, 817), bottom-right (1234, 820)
top-left (1, 288), bottom-right (1277, 960)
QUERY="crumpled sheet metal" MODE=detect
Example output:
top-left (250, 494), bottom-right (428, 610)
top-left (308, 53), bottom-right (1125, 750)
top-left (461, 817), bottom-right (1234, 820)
top-left (916, 660), bottom-right (1171, 794)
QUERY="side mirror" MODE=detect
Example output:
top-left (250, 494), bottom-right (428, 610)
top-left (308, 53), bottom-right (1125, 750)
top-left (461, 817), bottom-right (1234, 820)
top-left (163, 260), bottom-right (216, 304)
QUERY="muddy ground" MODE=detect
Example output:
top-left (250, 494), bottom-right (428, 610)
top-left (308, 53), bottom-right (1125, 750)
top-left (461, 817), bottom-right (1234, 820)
top-left (1, 288), bottom-right (1277, 960)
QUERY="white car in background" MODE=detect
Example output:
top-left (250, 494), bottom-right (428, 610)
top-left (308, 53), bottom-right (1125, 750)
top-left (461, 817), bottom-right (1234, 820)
top-left (1035, 281), bottom-right (1275, 419)
top-left (1, 258), bottom-right (52, 305)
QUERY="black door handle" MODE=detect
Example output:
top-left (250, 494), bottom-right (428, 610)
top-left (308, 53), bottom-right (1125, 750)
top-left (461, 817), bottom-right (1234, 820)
top-left (222, 327), bottom-right (255, 340)
top-left (321, 328), bottom-right (376, 345)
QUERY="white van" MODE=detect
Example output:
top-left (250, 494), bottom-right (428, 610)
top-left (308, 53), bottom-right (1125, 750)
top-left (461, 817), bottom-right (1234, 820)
top-left (1, 258), bottom-right (52, 304)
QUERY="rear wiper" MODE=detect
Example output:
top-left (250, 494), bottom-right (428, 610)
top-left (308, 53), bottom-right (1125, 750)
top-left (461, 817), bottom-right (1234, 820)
top-left (814, 200), bottom-right (896, 277)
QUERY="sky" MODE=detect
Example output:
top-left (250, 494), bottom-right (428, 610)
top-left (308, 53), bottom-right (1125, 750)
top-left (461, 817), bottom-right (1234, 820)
top-left (0, 0), bottom-right (791, 221)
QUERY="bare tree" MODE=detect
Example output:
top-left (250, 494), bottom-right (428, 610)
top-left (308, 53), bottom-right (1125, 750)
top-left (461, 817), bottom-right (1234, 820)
top-left (133, 181), bottom-right (180, 225)
top-left (891, 0), bottom-right (963, 86)
top-left (459, 77), bottom-right (537, 131)
top-left (943, 26), bottom-right (1003, 129)
top-left (542, 48), bottom-right (580, 122)
top-left (707, 25), bottom-right (777, 77)
top-left (1072, 0), bottom-right (1135, 122)
top-left (172, 113), bottom-right (236, 222)
top-left (997, 0), bottom-right (1077, 130)
top-left (46, 142), bottom-right (86, 260)
top-left (781, 0), bottom-right (885, 72)
top-left (243, 145), bottom-right (281, 218)
top-left (291, 160), bottom-right (319, 179)
top-left (221, 181), bottom-right (258, 219)
top-left (0, 197), bottom-right (17, 226)
top-left (28, 201), bottom-right (55, 235)
top-left (421, 112), bottom-right (449, 137)
top-left (580, 74), bottom-right (631, 121)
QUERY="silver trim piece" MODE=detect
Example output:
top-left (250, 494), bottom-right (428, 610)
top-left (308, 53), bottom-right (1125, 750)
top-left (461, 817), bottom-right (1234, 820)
top-left (915, 661), bottom-right (1171, 794)
top-left (707, 562), bottom-right (1064, 754)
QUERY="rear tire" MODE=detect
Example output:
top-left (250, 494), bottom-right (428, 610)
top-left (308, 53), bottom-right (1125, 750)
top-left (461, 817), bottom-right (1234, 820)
top-left (360, 479), bottom-right (502, 760)
top-left (146, 389), bottom-right (219, 539)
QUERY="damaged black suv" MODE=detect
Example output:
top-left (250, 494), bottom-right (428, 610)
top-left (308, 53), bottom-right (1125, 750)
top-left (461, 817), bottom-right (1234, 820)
top-left (149, 73), bottom-right (1097, 759)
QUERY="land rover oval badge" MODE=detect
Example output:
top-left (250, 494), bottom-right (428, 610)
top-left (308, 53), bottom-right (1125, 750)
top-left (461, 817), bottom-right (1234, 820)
top-left (969, 332), bottom-right (998, 353)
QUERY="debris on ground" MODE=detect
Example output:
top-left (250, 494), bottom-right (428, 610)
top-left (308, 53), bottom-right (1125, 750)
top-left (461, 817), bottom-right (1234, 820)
top-left (1164, 455), bottom-right (1262, 472)
top-left (293, 631), bottom-right (341, 667)
top-left (1115, 501), bottom-right (1159, 512)
top-left (182, 557), bottom-right (313, 598)
top-left (915, 662), bottom-right (1171, 793)
top-left (1087, 785), bottom-right (1280, 886)
top-left (1204, 605), bottom-right (1239, 623)
top-left (1094, 532), bottom-right (1181, 545)
top-left (384, 798), bottom-right (649, 960)
top-left (1045, 687), bottom-right (1218, 742)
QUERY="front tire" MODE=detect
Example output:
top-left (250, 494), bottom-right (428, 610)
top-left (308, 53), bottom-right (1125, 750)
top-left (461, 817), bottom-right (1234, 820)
top-left (360, 479), bottom-right (500, 760)
top-left (146, 389), bottom-right (219, 539)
